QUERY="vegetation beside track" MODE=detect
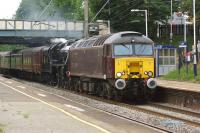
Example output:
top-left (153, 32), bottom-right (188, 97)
top-left (161, 64), bottom-right (200, 83)
top-left (0, 44), bottom-right (27, 51)
top-left (0, 123), bottom-right (5, 133)
top-left (0, 128), bottom-right (3, 133)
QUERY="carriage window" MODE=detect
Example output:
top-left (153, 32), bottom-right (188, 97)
top-left (114, 44), bottom-right (133, 56)
top-left (135, 44), bottom-right (153, 56)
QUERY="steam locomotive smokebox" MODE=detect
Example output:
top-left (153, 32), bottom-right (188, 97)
top-left (88, 23), bottom-right (99, 36)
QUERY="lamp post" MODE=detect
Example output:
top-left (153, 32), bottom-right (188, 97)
top-left (131, 9), bottom-right (148, 37)
top-left (170, 0), bottom-right (173, 43)
top-left (193, 0), bottom-right (197, 79)
top-left (183, 13), bottom-right (188, 42)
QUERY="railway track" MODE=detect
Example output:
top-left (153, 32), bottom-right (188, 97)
top-left (76, 92), bottom-right (200, 127)
top-left (148, 102), bottom-right (200, 119)
top-left (49, 87), bottom-right (199, 132)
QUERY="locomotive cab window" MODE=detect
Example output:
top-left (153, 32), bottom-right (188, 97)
top-left (113, 44), bottom-right (133, 56)
top-left (113, 44), bottom-right (153, 56)
top-left (135, 44), bottom-right (153, 56)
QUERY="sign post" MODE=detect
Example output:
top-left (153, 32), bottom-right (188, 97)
top-left (179, 42), bottom-right (188, 78)
top-left (197, 40), bottom-right (200, 62)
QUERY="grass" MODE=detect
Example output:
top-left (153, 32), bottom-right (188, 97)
top-left (23, 113), bottom-right (29, 119)
top-left (162, 64), bottom-right (200, 83)
top-left (17, 111), bottom-right (30, 119)
top-left (0, 123), bottom-right (6, 133)
top-left (0, 44), bottom-right (27, 52)
top-left (0, 128), bottom-right (3, 133)
top-left (155, 35), bottom-right (200, 83)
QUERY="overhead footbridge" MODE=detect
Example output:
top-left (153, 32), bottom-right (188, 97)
top-left (0, 19), bottom-right (85, 45)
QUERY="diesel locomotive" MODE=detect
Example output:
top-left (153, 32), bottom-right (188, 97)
top-left (0, 31), bottom-right (157, 101)
top-left (68, 31), bottom-right (157, 100)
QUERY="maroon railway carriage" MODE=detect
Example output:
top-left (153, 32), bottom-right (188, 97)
top-left (13, 46), bottom-right (47, 78)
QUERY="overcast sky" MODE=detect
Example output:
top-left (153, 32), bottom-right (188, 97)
top-left (0, 0), bottom-right (22, 19)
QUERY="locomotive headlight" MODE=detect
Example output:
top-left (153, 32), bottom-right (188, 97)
top-left (148, 71), bottom-right (153, 77)
top-left (122, 71), bottom-right (125, 75)
top-left (144, 71), bottom-right (148, 75)
top-left (116, 72), bottom-right (122, 77)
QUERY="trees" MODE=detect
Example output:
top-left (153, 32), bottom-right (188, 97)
top-left (16, 0), bottom-right (86, 20)
top-left (16, 0), bottom-right (51, 20)
top-left (181, 0), bottom-right (200, 24)
top-left (15, 0), bottom-right (182, 35)
top-left (90, 0), bottom-right (172, 35)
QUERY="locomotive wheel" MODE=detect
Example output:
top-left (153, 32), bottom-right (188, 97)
top-left (65, 79), bottom-right (71, 90)
top-left (69, 79), bottom-right (76, 91)
top-left (102, 82), bottom-right (114, 100)
top-left (113, 89), bottom-right (123, 101)
top-left (76, 80), bottom-right (83, 93)
top-left (94, 82), bottom-right (103, 96)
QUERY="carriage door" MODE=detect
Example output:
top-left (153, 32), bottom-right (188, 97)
top-left (104, 45), bottom-right (114, 78)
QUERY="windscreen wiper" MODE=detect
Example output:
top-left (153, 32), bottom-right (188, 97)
top-left (121, 44), bottom-right (130, 50)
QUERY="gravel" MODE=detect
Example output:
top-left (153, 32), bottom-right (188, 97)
top-left (15, 79), bottom-right (200, 133)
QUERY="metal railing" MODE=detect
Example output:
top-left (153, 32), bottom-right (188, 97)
top-left (0, 19), bottom-right (84, 31)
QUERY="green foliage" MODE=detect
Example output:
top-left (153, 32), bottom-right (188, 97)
top-left (0, 128), bottom-right (3, 133)
top-left (162, 64), bottom-right (200, 83)
top-left (53, 0), bottom-right (84, 20)
top-left (180, 0), bottom-right (200, 24)
top-left (16, 0), bottom-right (85, 20)
top-left (89, 0), bottom-right (179, 34)
top-left (16, 0), bottom-right (49, 19)
top-left (0, 45), bottom-right (26, 52)
top-left (15, 0), bottom-right (184, 35)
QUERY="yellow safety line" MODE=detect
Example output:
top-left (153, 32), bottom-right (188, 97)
top-left (0, 81), bottom-right (111, 133)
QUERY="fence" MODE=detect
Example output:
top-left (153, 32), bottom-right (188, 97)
top-left (0, 19), bottom-right (84, 31)
top-left (159, 24), bottom-right (200, 37)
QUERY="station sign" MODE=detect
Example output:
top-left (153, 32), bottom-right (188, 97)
top-left (179, 42), bottom-right (187, 48)
top-left (154, 45), bottom-right (176, 50)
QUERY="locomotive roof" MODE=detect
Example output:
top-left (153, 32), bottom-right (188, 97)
top-left (70, 31), bottom-right (154, 49)
top-left (104, 31), bottom-right (154, 44)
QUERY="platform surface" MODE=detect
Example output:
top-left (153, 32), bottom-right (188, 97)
top-left (157, 79), bottom-right (200, 93)
top-left (0, 76), bottom-right (161, 133)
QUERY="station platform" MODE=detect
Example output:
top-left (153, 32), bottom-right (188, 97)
top-left (0, 76), bottom-right (161, 133)
top-left (157, 79), bottom-right (200, 93)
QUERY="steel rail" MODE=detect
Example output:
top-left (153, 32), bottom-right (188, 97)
top-left (148, 102), bottom-right (200, 118)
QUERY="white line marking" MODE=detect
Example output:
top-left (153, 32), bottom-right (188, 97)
top-left (5, 81), bottom-right (12, 84)
top-left (37, 93), bottom-right (46, 97)
top-left (0, 81), bottom-right (111, 133)
top-left (65, 104), bottom-right (85, 112)
top-left (17, 86), bottom-right (26, 89)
